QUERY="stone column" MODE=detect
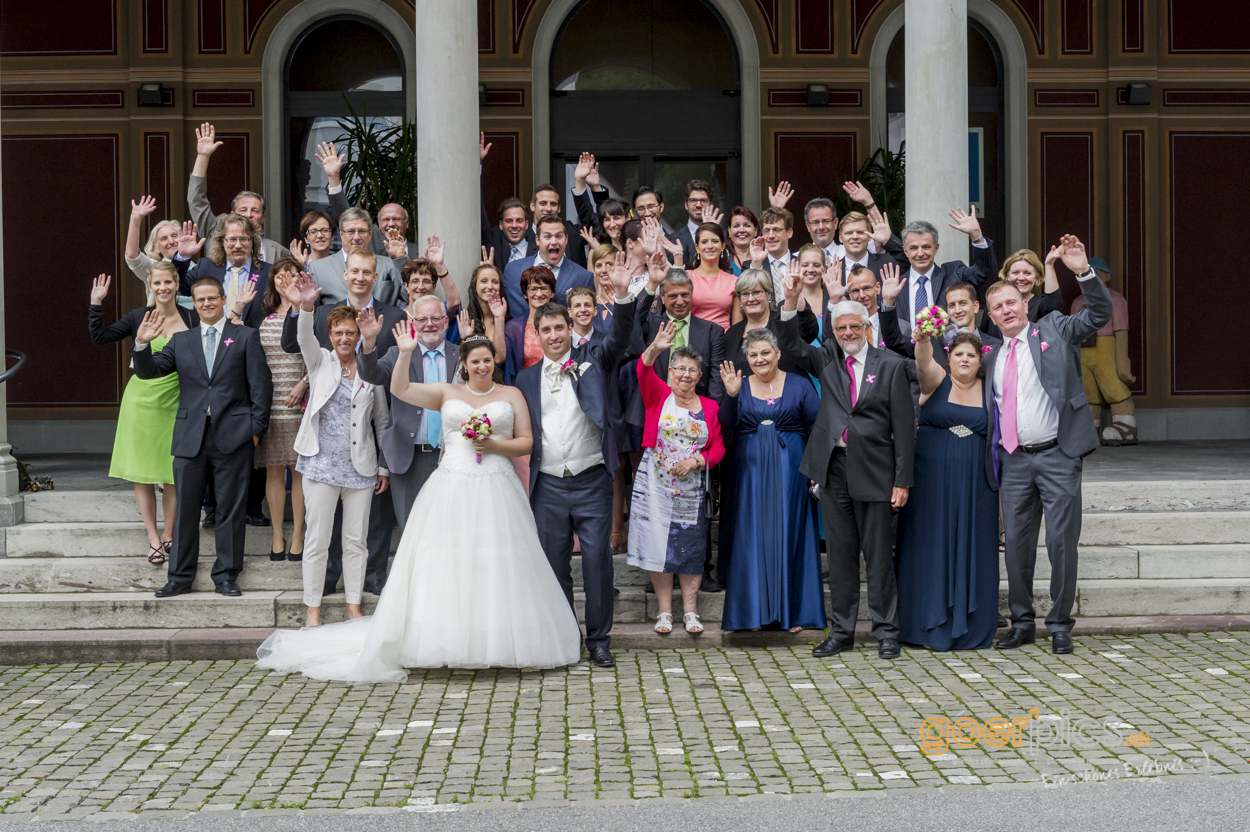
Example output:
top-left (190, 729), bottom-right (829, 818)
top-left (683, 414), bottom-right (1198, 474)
top-left (0, 107), bottom-right (23, 523)
top-left (414, 0), bottom-right (479, 297)
top-left (905, 0), bottom-right (969, 265)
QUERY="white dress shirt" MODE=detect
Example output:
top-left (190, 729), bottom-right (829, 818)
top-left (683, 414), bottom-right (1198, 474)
top-left (992, 328), bottom-right (1058, 448)
top-left (686, 218), bottom-right (701, 242)
top-left (538, 351), bottom-right (604, 477)
top-left (766, 251), bottom-right (793, 301)
top-left (417, 341), bottom-right (446, 444)
top-left (572, 330), bottom-right (593, 348)
top-left (868, 311), bottom-right (882, 348)
top-left (508, 238), bottom-right (530, 262)
top-left (836, 341), bottom-right (869, 448)
top-left (535, 253), bottom-right (564, 282)
top-left (131, 318), bottom-right (229, 415)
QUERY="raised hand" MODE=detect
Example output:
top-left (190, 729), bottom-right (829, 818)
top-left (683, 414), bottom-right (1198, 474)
top-left (480, 245), bottom-right (495, 266)
top-left (573, 152), bottom-right (595, 187)
top-left (135, 309), bottom-right (166, 345)
top-left (487, 293), bottom-right (507, 321)
top-left (701, 204), bottom-right (724, 227)
top-left (457, 309), bottom-right (473, 338)
top-left (393, 320), bottom-right (418, 354)
top-left (879, 262), bottom-right (906, 307)
top-left (1056, 234), bottom-right (1090, 274)
top-left (639, 216), bottom-right (661, 256)
top-left (232, 279), bottom-right (257, 315)
top-left (947, 206), bottom-right (984, 242)
top-left (479, 132), bottom-right (492, 163)
top-left (646, 249), bottom-right (669, 290)
top-left (651, 321), bottom-right (677, 352)
top-left (385, 233), bottom-right (408, 260)
top-left (1044, 244), bottom-right (1061, 266)
top-left (658, 233), bottom-right (683, 262)
top-left (177, 221), bottom-right (205, 259)
top-left (290, 239), bottom-right (308, 263)
top-left (130, 195), bottom-right (157, 219)
top-left (585, 159), bottom-right (601, 189)
top-left (357, 306), bottom-right (383, 345)
top-left (748, 235), bottom-right (767, 269)
top-left (842, 180), bottom-right (873, 206)
top-left (295, 271), bottom-right (320, 310)
top-left (821, 255), bottom-right (843, 291)
top-left (609, 251), bottom-right (631, 297)
top-left (195, 123), bottom-right (222, 158)
top-left (867, 206), bottom-right (893, 246)
top-left (719, 360), bottom-right (743, 397)
top-left (315, 141), bottom-right (345, 185)
top-left (424, 235), bottom-right (445, 269)
top-left (579, 226), bottom-right (597, 250)
top-left (279, 271), bottom-right (304, 307)
top-left (89, 274), bottom-right (112, 305)
top-left (768, 181), bottom-right (794, 209)
top-left (781, 269), bottom-right (802, 308)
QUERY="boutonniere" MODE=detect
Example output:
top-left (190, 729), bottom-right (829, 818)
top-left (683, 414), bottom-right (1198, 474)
top-left (222, 337), bottom-right (234, 347)
top-left (560, 359), bottom-right (579, 377)
top-left (865, 374), bottom-right (876, 384)
top-left (1040, 342), bottom-right (1050, 351)
top-left (1031, 327), bottom-right (1040, 337)
top-left (982, 345), bottom-right (992, 354)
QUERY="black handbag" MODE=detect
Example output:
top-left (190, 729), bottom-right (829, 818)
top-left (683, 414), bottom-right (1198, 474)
top-left (701, 464), bottom-right (719, 518)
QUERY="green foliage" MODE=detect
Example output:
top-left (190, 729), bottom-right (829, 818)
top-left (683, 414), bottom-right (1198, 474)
top-left (835, 142), bottom-right (907, 235)
top-left (334, 98), bottom-right (418, 240)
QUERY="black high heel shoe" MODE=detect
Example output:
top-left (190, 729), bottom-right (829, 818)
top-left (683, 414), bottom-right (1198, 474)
top-left (269, 546), bottom-right (286, 562)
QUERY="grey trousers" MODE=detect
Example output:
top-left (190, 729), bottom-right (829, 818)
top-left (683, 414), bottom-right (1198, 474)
top-left (388, 448), bottom-right (442, 529)
top-left (999, 444), bottom-right (1082, 633)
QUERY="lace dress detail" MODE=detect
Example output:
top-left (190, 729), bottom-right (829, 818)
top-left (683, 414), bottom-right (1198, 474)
top-left (437, 399), bottom-right (519, 478)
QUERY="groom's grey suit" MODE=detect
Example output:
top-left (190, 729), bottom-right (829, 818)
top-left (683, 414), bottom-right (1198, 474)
top-left (984, 271), bottom-right (1112, 634)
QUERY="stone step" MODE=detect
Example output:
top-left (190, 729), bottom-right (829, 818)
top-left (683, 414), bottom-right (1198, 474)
top-left (1078, 511), bottom-right (1250, 545)
top-left (1081, 480), bottom-right (1250, 512)
top-left (1076, 578), bottom-right (1250, 617)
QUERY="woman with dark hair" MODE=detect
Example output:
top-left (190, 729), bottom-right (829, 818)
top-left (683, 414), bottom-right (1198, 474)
top-left (290, 210), bottom-right (335, 267)
top-left (503, 264), bottom-right (556, 385)
top-left (248, 255), bottom-right (308, 561)
top-left (628, 323), bottom-right (725, 635)
top-left (727, 206), bottom-right (760, 275)
top-left (688, 222), bottom-right (740, 331)
top-left (400, 255), bottom-right (463, 341)
top-left (580, 196), bottom-right (630, 251)
top-left (463, 262), bottom-right (509, 362)
top-left (896, 329), bottom-right (999, 651)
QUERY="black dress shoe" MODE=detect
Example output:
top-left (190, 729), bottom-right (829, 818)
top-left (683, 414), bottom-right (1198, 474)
top-left (247, 512), bottom-right (272, 527)
top-left (1051, 632), bottom-right (1074, 654)
top-left (644, 582), bottom-right (655, 593)
top-left (613, 586), bottom-right (620, 596)
top-left (269, 549), bottom-right (286, 562)
top-left (155, 582), bottom-right (192, 598)
top-left (812, 636), bottom-right (853, 658)
top-left (877, 638), bottom-right (901, 659)
top-left (998, 616), bottom-right (1009, 629)
top-left (588, 646), bottom-right (615, 667)
top-left (215, 580), bottom-right (243, 597)
top-left (699, 573), bottom-right (722, 593)
top-left (995, 627), bottom-right (1036, 650)
top-left (322, 581), bottom-right (339, 596)
top-left (287, 549), bottom-right (303, 562)
top-left (363, 579), bottom-right (385, 595)
top-left (201, 512), bottom-right (216, 529)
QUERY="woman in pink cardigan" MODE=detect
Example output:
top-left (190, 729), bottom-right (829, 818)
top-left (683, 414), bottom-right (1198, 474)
top-left (627, 322), bottom-right (726, 635)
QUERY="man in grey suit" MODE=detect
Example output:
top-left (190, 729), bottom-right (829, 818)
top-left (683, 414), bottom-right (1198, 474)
top-left (317, 140), bottom-right (422, 266)
top-left (984, 235), bottom-right (1111, 655)
top-left (309, 207), bottom-right (404, 307)
top-left (357, 295), bottom-right (458, 528)
top-left (188, 123), bottom-right (289, 264)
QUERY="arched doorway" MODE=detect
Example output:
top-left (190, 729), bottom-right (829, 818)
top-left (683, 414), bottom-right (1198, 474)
top-left (548, 0), bottom-right (741, 231)
top-left (282, 16), bottom-right (405, 241)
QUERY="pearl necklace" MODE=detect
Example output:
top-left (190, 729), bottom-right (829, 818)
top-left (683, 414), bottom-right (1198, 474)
top-left (467, 383), bottom-right (496, 397)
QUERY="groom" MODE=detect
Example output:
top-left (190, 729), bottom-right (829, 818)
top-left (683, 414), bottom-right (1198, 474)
top-left (983, 235), bottom-right (1111, 654)
top-left (517, 254), bottom-right (636, 668)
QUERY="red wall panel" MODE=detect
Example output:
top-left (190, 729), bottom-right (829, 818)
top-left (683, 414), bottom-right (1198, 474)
top-left (3, 135), bottom-right (121, 406)
top-left (773, 132), bottom-right (858, 247)
top-left (0, 0), bottom-right (116, 55)
top-left (1122, 0), bottom-right (1143, 53)
top-left (480, 0), bottom-right (496, 52)
top-left (199, 0), bottom-right (226, 54)
top-left (1169, 133), bottom-right (1250, 394)
top-left (1169, 0), bottom-right (1250, 53)
top-left (1062, 0), bottom-right (1093, 54)
top-left (851, 0), bottom-right (886, 53)
top-left (796, 0), bottom-right (834, 54)
top-left (144, 0), bottom-right (168, 53)
top-left (1122, 131), bottom-right (1146, 396)
top-left (1039, 133), bottom-right (1093, 305)
top-left (203, 134), bottom-right (251, 228)
top-left (481, 132), bottom-right (521, 228)
top-left (144, 133), bottom-right (172, 235)
top-left (1010, 0), bottom-right (1045, 54)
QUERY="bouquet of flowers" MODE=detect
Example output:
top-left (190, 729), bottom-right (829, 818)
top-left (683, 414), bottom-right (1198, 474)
top-left (912, 305), bottom-right (951, 343)
top-left (462, 411), bottom-right (492, 463)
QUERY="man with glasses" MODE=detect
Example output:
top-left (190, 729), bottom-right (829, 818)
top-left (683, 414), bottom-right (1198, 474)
top-left (358, 294), bottom-right (457, 529)
top-left (318, 140), bottom-right (421, 265)
top-left (308, 207), bottom-right (405, 308)
top-left (132, 276), bottom-right (273, 599)
top-left (668, 179), bottom-right (721, 266)
top-left (188, 123), bottom-right (289, 263)
top-left (400, 256), bottom-right (462, 342)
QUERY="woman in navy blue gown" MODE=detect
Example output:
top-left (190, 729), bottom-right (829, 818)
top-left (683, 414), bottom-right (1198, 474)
top-left (897, 330), bottom-right (1000, 650)
top-left (718, 329), bottom-right (826, 632)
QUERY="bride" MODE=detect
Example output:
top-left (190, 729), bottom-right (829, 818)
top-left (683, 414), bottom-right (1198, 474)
top-left (256, 330), bottom-right (582, 682)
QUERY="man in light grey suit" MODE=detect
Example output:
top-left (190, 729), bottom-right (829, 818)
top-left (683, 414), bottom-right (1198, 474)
top-left (983, 234), bottom-right (1111, 655)
top-left (188, 123), bottom-right (289, 264)
top-left (357, 295), bottom-right (458, 528)
top-left (317, 140), bottom-right (421, 266)
top-left (309, 207), bottom-right (404, 307)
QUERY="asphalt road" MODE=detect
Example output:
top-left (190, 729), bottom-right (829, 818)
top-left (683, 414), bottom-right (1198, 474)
top-left (24, 775), bottom-right (1250, 832)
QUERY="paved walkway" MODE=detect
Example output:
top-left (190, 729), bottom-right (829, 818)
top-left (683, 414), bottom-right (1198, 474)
top-left (1, 633), bottom-right (1248, 821)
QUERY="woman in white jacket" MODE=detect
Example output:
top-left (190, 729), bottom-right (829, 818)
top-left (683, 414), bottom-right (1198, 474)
top-left (285, 273), bottom-right (390, 627)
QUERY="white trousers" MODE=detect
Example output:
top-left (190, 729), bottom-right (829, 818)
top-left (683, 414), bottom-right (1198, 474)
top-left (302, 479), bottom-right (373, 607)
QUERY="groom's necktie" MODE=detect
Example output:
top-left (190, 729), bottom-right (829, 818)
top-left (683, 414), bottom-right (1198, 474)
top-left (422, 350), bottom-right (441, 447)
top-left (1001, 340), bottom-right (1020, 453)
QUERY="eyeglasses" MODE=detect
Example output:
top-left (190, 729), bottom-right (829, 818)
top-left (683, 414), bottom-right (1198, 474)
top-left (686, 197), bottom-right (711, 206)
top-left (193, 295), bottom-right (222, 304)
top-left (223, 236), bottom-right (250, 245)
top-left (412, 316), bottom-right (445, 325)
top-left (527, 287), bottom-right (553, 296)
top-left (738, 289), bottom-right (768, 300)
top-left (670, 366), bottom-right (700, 377)
top-left (834, 324), bottom-right (864, 333)
top-left (305, 227), bottom-right (332, 237)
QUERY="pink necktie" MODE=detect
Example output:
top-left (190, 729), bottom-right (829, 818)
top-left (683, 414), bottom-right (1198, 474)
top-left (1001, 340), bottom-right (1019, 453)
top-left (843, 354), bottom-right (857, 442)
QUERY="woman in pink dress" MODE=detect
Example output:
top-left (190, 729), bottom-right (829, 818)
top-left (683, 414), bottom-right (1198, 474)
top-left (688, 222), bottom-right (741, 331)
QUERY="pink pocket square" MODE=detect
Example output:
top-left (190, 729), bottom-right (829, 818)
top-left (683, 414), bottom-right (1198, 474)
top-left (1040, 342), bottom-right (1050, 351)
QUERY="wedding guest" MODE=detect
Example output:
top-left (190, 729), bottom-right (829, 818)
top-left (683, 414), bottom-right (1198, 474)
top-left (188, 122), bottom-right (288, 263)
top-left (123, 196), bottom-right (182, 302)
top-left (318, 140), bottom-right (420, 263)
top-left (89, 266), bottom-right (196, 564)
top-left (629, 323), bottom-right (725, 635)
top-left (132, 275), bottom-right (272, 599)
top-left (580, 196), bottom-right (629, 251)
top-left (502, 215), bottom-right (593, 319)
top-left (897, 330), bottom-right (999, 650)
top-left (981, 246), bottom-right (1062, 340)
top-left (688, 222), bottom-right (740, 330)
top-left (308, 207), bottom-right (404, 307)
top-left (248, 256), bottom-right (308, 562)
top-left (727, 206), bottom-right (760, 275)
top-left (463, 262), bottom-right (509, 362)
top-left (802, 196), bottom-right (841, 264)
top-left (667, 179), bottom-right (719, 265)
top-left (794, 244), bottom-right (840, 350)
top-left (358, 295), bottom-right (457, 528)
top-left (725, 268), bottom-right (817, 377)
top-left (288, 274), bottom-right (390, 627)
top-left (400, 248), bottom-right (462, 337)
top-left (481, 196), bottom-right (530, 274)
top-left (758, 207), bottom-right (796, 299)
top-left (635, 269), bottom-right (726, 401)
top-left (717, 331), bottom-right (824, 632)
top-left (880, 276), bottom-right (1002, 369)
top-left (887, 208), bottom-right (997, 336)
top-left (504, 265), bottom-right (556, 384)
top-left (985, 235), bottom-right (1110, 654)
top-left (846, 265), bottom-right (885, 348)
top-left (631, 185), bottom-right (665, 221)
top-left (567, 286), bottom-right (600, 348)
top-left (589, 243), bottom-right (622, 331)
top-left (570, 152), bottom-right (626, 250)
top-left (835, 209), bottom-right (899, 283)
top-left (289, 210), bottom-right (335, 267)
top-left (778, 282), bottom-right (915, 660)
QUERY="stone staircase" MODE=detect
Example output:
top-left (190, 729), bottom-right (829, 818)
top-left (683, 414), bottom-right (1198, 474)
top-left (1, 480), bottom-right (1248, 639)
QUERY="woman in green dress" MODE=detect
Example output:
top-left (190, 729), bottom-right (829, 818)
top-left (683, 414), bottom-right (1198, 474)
top-left (89, 262), bottom-right (197, 564)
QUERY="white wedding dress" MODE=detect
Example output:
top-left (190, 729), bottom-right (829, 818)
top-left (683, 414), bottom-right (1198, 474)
top-left (256, 399), bottom-right (582, 682)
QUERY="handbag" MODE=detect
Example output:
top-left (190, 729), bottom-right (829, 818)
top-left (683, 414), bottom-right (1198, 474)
top-left (701, 462), bottom-right (719, 518)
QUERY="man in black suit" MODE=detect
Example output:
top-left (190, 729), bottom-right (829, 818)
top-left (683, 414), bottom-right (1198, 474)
top-left (481, 196), bottom-right (531, 274)
top-left (567, 286), bottom-right (603, 348)
top-left (880, 276), bottom-right (1002, 368)
top-left (633, 270), bottom-right (726, 403)
top-left (836, 210), bottom-right (904, 284)
top-left (778, 279), bottom-right (915, 660)
top-left (133, 276), bottom-right (273, 598)
top-left (667, 179), bottom-right (719, 266)
top-left (278, 249), bottom-right (404, 596)
top-left (885, 208), bottom-right (999, 338)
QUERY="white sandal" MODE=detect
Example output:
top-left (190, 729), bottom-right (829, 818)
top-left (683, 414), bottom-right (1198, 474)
top-left (654, 612), bottom-right (673, 634)
top-left (683, 612), bottom-right (703, 634)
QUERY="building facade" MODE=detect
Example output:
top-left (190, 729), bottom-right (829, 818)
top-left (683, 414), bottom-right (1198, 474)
top-left (2, 0), bottom-right (1248, 453)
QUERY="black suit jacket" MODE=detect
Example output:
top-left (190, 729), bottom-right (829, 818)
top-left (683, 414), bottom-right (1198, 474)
top-left (724, 312), bottom-right (817, 378)
top-left (132, 321), bottom-right (272, 458)
top-left (516, 297), bottom-right (637, 493)
top-left (279, 301), bottom-right (405, 357)
top-left (882, 239), bottom-right (999, 329)
top-left (480, 189), bottom-right (588, 270)
top-left (634, 289), bottom-right (727, 399)
top-left (777, 315), bottom-right (915, 502)
top-left (172, 257), bottom-right (271, 325)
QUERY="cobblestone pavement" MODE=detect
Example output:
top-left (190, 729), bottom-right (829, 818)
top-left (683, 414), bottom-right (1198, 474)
top-left (2, 632), bottom-right (1249, 821)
